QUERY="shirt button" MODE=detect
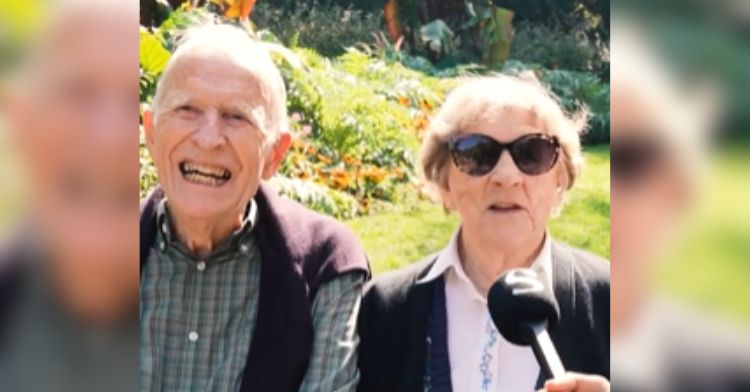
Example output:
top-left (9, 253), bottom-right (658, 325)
top-left (196, 261), bottom-right (206, 271)
top-left (188, 331), bottom-right (199, 342)
top-left (240, 244), bottom-right (250, 254)
top-left (158, 241), bottom-right (166, 251)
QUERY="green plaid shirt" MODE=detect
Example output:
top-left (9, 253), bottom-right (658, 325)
top-left (140, 200), bottom-right (364, 392)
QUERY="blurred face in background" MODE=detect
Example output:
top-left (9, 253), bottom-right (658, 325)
top-left (610, 85), bottom-right (689, 326)
top-left (7, 2), bottom-right (139, 320)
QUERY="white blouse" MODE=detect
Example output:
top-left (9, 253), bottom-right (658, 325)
top-left (416, 229), bottom-right (553, 391)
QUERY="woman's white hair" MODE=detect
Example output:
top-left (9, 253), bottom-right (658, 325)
top-left (150, 23), bottom-right (288, 142)
top-left (420, 73), bottom-right (588, 199)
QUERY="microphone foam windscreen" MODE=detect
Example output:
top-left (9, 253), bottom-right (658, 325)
top-left (487, 268), bottom-right (560, 346)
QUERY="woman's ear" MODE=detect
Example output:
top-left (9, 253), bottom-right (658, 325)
top-left (437, 182), bottom-right (455, 211)
top-left (550, 166), bottom-right (570, 217)
top-left (556, 164), bottom-right (569, 195)
top-left (261, 131), bottom-right (292, 180)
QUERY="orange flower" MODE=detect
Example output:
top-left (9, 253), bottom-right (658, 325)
top-left (363, 167), bottom-right (387, 184)
top-left (219, 0), bottom-right (256, 20)
top-left (421, 100), bottom-right (433, 112)
top-left (298, 171), bottom-right (311, 180)
top-left (414, 114), bottom-right (429, 131)
top-left (316, 153), bottom-right (332, 165)
top-left (397, 96), bottom-right (409, 107)
top-left (330, 170), bottom-right (351, 190)
top-left (343, 154), bottom-right (360, 166)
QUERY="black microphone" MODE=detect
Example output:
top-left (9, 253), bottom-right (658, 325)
top-left (487, 268), bottom-right (566, 380)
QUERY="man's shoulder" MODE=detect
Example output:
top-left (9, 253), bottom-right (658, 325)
top-left (269, 188), bottom-right (363, 255)
top-left (257, 183), bottom-right (370, 281)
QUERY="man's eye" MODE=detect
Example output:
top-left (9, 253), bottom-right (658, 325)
top-left (224, 112), bottom-right (246, 122)
top-left (176, 105), bottom-right (198, 113)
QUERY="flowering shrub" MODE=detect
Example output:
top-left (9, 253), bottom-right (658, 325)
top-left (139, 6), bottom-right (451, 217)
top-left (139, 4), bottom-right (609, 219)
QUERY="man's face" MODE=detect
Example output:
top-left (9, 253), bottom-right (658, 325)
top-left (145, 55), bottom-right (276, 221)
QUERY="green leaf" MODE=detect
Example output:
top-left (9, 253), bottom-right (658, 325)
top-left (140, 29), bottom-right (171, 75)
top-left (419, 19), bottom-right (454, 55)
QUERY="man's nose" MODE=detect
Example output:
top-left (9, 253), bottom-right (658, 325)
top-left (193, 112), bottom-right (226, 150)
top-left (488, 150), bottom-right (523, 188)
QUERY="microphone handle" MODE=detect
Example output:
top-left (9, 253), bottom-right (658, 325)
top-left (525, 321), bottom-right (566, 380)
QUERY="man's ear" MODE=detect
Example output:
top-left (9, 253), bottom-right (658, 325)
top-left (142, 106), bottom-right (156, 152)
top-left (261, 131), bottom-right (292, 180)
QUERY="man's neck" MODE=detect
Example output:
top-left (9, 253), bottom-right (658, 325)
top-left (170, 208), bottom-right (244, 256)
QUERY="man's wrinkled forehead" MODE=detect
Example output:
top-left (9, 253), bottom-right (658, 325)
top-left (157, 52), bottom-right (271, 116)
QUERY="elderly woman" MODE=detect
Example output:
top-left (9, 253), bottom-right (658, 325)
top-left (357, 75), bottom-right (610, 392)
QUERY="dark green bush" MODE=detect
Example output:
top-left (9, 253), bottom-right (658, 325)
top-left (251, 2), bottom-right (385, 57)
top-left (542, 69), bottom-right (610, 145)
top-left (510, 21), bottom-right (608, 76)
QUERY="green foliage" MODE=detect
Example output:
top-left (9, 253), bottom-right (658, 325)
top-left (541, 69), bottom-right (610, 144)
top-left (273, 46), bottom-right (457, 218)
top-left (270, 175), bottom-right (360, 219)
top-left (510, 21), bottom-right (608, 76)
top-left (251, 2), bottom-right (385, 57)
top-left (419, 19), bottom-right (455, 58)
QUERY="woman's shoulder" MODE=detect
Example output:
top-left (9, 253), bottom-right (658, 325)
top-left (552, 240), bottom-right (610, 281)
top-left (363, 254), bottom-right (438, 305)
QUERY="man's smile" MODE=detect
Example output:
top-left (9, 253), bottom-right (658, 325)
top-left (179, 160), bottom-right (232, 187)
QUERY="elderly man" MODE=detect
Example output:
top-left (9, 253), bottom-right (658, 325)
top-left (139, 24), bottom-right (369, 392)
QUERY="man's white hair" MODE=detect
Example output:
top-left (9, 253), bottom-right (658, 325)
top-left (151, 23), bottom-right (288, 141)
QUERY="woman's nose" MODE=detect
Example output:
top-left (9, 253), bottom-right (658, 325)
top-left (488, 150), bottom-right (523, 188)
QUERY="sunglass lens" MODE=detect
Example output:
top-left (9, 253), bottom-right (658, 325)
top-left (451, 135), bottom-right (501, 176)
top-left (512, 136), bottom-right (559, 175)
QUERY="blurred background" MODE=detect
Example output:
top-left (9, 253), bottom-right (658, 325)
top-left (611, 0), bottom-right (750, 390)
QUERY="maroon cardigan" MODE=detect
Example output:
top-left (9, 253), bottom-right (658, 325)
top-left (140, 183), bottom-right (370, 392)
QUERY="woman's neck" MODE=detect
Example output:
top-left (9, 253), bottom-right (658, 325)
top-left (457, 229), bottom-right (546, 297)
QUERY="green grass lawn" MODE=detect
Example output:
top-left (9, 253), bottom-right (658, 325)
top-left (346, 145), bottom-right (610, 274)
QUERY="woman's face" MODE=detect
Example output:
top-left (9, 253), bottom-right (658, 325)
top-left (440, 107), bottom-right (566, 251)
top-left (610, 86), bottom-right (693, 334)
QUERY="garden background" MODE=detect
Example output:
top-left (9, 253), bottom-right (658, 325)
top-left (140, 0), bottom-right (611, 274)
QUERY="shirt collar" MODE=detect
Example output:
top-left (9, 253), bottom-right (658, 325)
top-left (156, 198), bottom-right (258, 246)
top-left (417, 228), bottom-right (554, 302)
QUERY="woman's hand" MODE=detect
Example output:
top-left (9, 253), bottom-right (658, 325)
top-left (539, 372), bottom-right (610, 392)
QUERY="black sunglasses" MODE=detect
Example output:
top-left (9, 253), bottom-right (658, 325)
top-left (448, 133), bottom-right (560, 176)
